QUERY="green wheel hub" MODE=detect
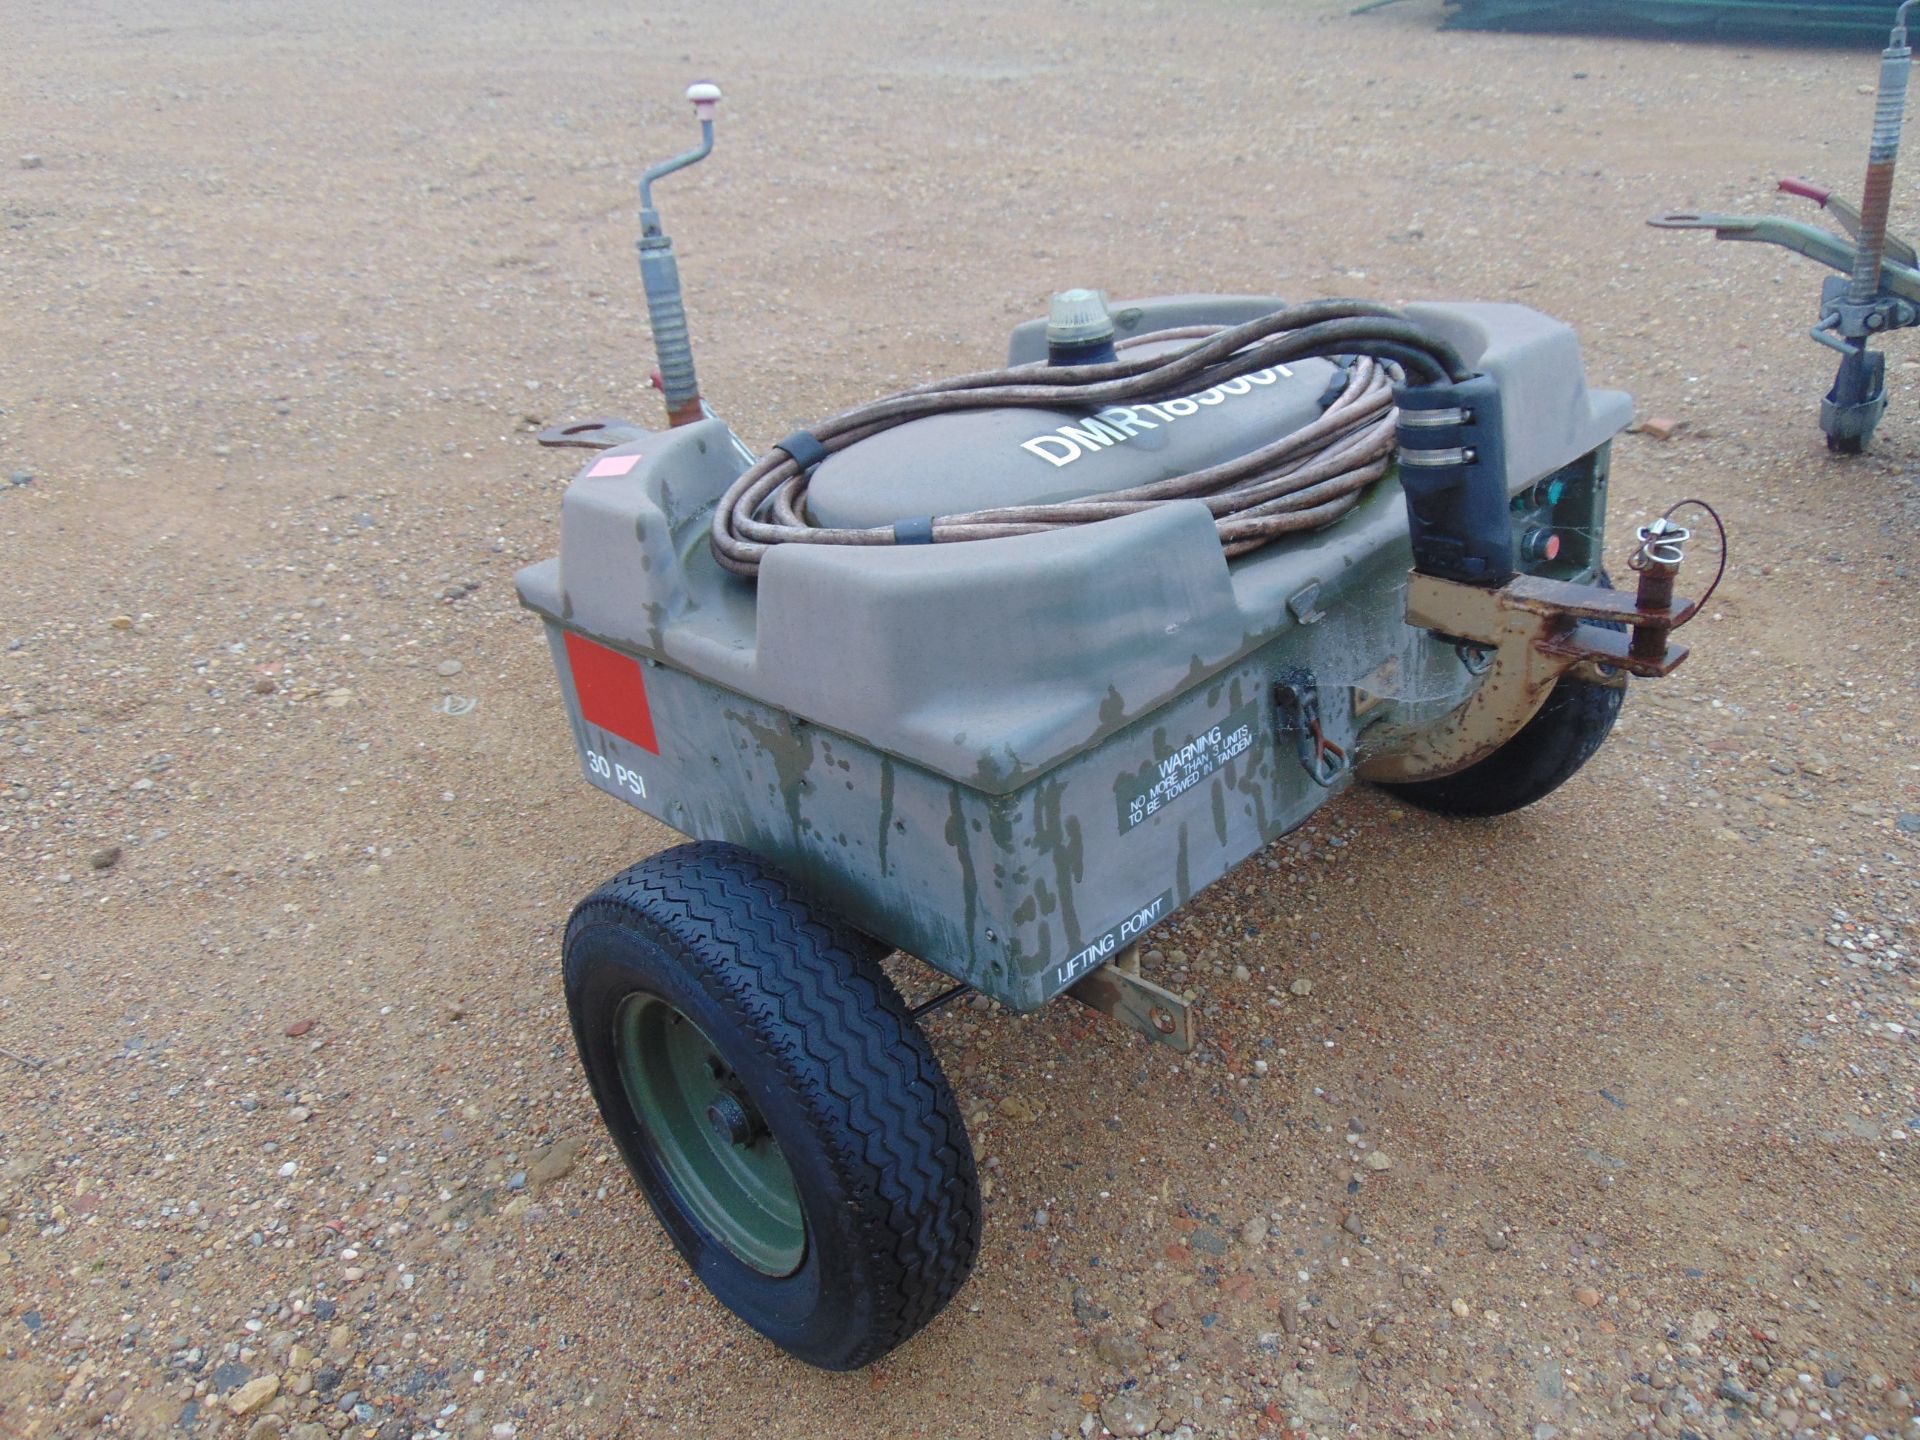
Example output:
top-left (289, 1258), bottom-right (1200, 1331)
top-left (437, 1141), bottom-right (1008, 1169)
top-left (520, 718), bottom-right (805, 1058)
top-left (613, 992), bottom-right (806, 1276)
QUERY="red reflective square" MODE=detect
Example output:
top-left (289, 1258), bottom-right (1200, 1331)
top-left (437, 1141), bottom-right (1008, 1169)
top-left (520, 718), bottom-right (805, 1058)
top-left (563, 632), bottom-right (659, 754)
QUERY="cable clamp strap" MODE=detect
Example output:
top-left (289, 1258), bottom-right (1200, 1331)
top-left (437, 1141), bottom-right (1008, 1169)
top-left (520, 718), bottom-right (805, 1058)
top-left (1396, 406), bottom-right (1469, 429)
top-left (892, 517), bottom-right (936, 545)
top-left (1399, 445), bottom-right (1476, 468)
top-left (773, 429), bottom-right (830, 474)
top-left (1316, 358), bottom-right (1352, 410)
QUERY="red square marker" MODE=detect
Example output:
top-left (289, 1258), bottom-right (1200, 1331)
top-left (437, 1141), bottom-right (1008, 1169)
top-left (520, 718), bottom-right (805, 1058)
top-left (563, 632), bottom-right (659, 754)
top-left (586, 452), bottom-right (643, 478)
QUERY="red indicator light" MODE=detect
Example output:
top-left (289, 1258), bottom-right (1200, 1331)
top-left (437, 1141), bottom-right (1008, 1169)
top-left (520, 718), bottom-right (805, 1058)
top-left (1521, 528), bottom-right (1562, 564)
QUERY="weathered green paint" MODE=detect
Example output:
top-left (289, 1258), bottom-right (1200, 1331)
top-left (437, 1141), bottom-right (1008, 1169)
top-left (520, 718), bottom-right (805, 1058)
top-left (876, 757), bottom-right (895, 878)
top-left (1175, 823), bottom-right (1192, 908)
top-left (726, 707), bottom-right (816, 844)
top-left (1030, 778), bottom-right (1084, 954)
top-left (943, 785), bottom-right (980, 970)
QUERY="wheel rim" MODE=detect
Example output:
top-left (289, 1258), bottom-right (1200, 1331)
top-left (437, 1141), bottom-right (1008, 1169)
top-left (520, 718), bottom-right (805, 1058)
top-left (613, 992), bottom-right (806, 1276)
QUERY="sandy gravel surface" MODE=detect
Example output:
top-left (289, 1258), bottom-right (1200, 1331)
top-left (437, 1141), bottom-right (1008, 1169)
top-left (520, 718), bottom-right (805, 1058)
top-left (2, 1), bottom-right (1917, 1437)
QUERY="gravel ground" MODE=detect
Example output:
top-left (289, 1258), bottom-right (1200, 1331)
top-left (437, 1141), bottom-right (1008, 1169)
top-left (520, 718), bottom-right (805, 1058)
top-left (3, 2), bottom-right (1917, 1437)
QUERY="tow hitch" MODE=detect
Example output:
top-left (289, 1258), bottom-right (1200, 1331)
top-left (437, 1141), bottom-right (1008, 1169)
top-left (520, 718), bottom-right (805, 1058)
top-left (1362, 505), bottom-right (1723, 785)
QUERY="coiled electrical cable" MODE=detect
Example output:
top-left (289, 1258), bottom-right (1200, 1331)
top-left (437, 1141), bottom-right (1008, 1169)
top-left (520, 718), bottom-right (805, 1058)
top-left (710, 300), bottom-right (1470, 577)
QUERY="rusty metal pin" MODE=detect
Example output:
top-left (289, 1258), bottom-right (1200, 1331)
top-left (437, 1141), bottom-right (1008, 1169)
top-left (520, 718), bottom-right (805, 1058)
top-left (1628, 519), bottom-right (1690, 663)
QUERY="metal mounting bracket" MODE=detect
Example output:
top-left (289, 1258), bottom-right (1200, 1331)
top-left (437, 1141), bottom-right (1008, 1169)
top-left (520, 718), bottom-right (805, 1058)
top-left (536, 418), bottom-right (652, 451)
top-left (1273, 670), bottom-right (1352, 787)
top-left (1068, 944), bottom-right (1193, 1053)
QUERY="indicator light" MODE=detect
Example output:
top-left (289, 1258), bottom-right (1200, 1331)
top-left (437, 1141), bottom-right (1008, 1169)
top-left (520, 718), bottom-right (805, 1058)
top-left (1521, 528), bottom-right (1562, 563)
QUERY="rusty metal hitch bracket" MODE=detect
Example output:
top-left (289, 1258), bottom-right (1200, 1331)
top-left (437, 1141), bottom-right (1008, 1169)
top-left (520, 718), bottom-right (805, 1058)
top-left (1357, 565), bottom-right (1691, 786)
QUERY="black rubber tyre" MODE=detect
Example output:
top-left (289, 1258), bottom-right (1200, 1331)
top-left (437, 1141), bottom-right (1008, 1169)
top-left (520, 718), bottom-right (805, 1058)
top-left (1375, 675), bottom-right (1624, 818)
top-left (563, 841), bottom-right (979, 1370)
top-left (1377, 570), bottom-right (1628, 818)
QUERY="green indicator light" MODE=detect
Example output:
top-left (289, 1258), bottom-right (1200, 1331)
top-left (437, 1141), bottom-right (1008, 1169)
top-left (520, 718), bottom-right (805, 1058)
top-left (1545, 479), bottom-right (1566, 505)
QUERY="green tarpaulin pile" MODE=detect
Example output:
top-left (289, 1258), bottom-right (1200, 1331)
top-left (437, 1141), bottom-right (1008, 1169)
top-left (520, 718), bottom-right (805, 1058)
top-left (1428, 1), bottom-right (1902, 45)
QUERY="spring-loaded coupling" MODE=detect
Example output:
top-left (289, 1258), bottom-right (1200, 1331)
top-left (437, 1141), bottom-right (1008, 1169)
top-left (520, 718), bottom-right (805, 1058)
top-left (1627, 517), bottom-right (1691, 663)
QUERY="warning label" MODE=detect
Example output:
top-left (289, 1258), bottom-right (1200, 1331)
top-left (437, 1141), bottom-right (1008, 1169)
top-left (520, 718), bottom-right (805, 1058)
top-left (1117, 702), bottom-right (1258, 833)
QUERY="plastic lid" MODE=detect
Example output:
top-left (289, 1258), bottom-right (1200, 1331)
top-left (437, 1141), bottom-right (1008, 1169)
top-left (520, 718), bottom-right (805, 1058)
top-left (1046, 288), bottom-right (1115, 346)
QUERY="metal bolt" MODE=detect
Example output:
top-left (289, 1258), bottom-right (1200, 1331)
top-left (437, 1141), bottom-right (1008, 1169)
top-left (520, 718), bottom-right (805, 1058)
top-left (706, 1092), bottom-right (754, 1146)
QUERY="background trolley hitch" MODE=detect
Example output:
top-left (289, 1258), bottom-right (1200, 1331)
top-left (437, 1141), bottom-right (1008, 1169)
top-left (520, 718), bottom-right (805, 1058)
top-left (1653, 2), bottom-right (1919, 453)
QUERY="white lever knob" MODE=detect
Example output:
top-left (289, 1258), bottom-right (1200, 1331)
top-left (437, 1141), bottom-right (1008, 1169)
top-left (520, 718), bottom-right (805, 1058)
top-left (686, 82), bottom-right (722, 122)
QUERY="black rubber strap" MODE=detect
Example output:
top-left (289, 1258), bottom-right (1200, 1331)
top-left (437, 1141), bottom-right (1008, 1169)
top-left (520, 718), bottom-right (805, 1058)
top-left (892, 517), bottom-right (936, 545)
top-left (774, 429), bottom-right (830, 473)
top-left (1317, 358), bottom-right (1353, 410)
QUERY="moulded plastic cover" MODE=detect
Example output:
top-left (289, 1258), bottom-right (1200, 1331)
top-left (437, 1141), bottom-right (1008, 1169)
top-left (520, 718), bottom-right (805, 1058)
top-left (804, 350), bottom-right (1336, 530)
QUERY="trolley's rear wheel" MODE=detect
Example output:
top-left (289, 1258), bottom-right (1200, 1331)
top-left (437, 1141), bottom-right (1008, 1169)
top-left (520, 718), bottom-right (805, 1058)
top-left (1374, 572), bottom-right (1627, 818)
